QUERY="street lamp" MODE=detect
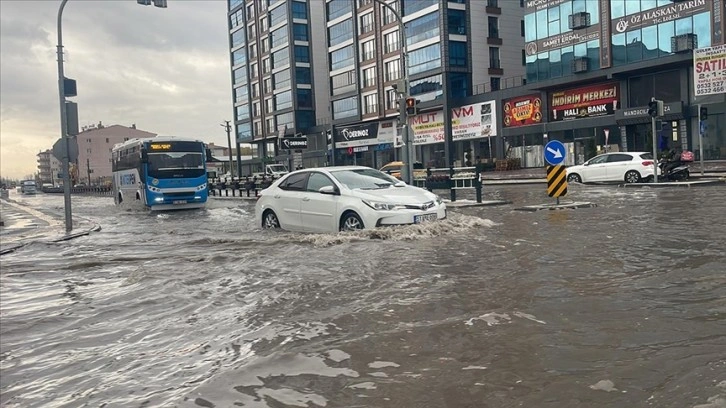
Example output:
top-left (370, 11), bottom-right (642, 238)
top-left (221, 121), bottom-right (234, 178)
top-left (372, 0), bottom-right (414, 185)
top-left (57, 0), bottom-right (167, 232)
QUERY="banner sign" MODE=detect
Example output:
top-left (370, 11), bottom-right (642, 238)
top-left (549, 82), bottom-right (620, 122)
top-left (376, 121), bottom-right (396, 144)
top-left (334, 123), bottom-right (378, 148)
top-left (694, 44), bottom-right (726, 97)
top-left (525, 29), bottom-right (599, 56)
top-left (409, 102), bottom-right (498, 145)
top-left (279, 136), bottom-right (307, 150)
top-left (503, 94), bottom-right (543, 127)
top-left (611, 0), bottom-right (709, 35)
top-left (451, 101), bottom-right (497, 142)
top-left (525, 0), bottom-right (568, 13)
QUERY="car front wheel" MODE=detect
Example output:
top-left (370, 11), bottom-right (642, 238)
top-left (340, 212), bottom-right (364, 231)
top-left (567, 173), bottom-right (582, 183)
top-left (262, 210), bottom-right (280, 229)
top-left (624, 170), bottom-right (642, 184)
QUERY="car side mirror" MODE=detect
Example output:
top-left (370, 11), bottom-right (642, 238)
top-left (319, 185), bottom-right (338, 195)
top-left (583, 161), bottom-right (589, 166)
top-left (141, 151), bottom-right (148, 163)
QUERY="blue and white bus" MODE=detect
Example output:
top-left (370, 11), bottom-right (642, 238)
top-left (111, 136), bottom-right (208, 210)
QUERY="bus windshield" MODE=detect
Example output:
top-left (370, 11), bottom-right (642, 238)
top-left (147, 152), bottom-right (205, 179)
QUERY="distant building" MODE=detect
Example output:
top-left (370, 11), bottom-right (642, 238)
top-left (36, 150), bottom-right (62, 186)
top-left (75, 123), bottom-right (156, 185)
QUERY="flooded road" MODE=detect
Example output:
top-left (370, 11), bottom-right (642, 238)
top-left (1, 184), bottom-right (725, 408)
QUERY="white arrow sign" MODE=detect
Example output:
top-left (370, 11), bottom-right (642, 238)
top-left (546, 146), bottom-right (563, 158)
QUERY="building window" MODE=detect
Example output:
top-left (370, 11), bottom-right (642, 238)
top-left (361, 40), bottom-right (375, 61)
top-left (272, 48), bottom-right (289, 69)
top-left (296, 67), bottom-right (311, 84)
top-left (236, 105), bottom-right (250, 121)
top-left (363, 66), bottom-right (376, 87)
top-left (297, 88), bottom-right (313, 108)
top-left (448, 9), bottom-right (466, 35)
top-left (254, 121), bottom-right (262, 136)
top-left (294, 45), bottom-right (310, 63)
top-left (328, 18), bottom-right (354, 46)
top-left (490, 77), bottom-right (500, 91)
top-left (234, 67), bottom-right (248, 85)
top-left (246, 3), bottom-right (254, 18)
top-left (264, 78), bottom-right (273, 94)
top-left (276, 112), bottom-right (294, 130)
top-left (230, 8), bottom-right (244, 30)
top-left (249, 43), bottom-right (257, 58)
top-left (253, 102), bottom-right (261, 117)
top-left (487, 0), bottom-right (498, 7)
top-left (410, 74), bottom-right (443, 102)
top-left (385, 88), bottom-right (397, 110)
top-left (449, 72), bottom-right (469, 98)
top-left (330, 45), bottom-right (355, 71)
top-left (331, 70), bottom-right (356, 95)
top-left (382, 1), bottom-right (399, 25)
top-left (271, 25), bottom-right (288, 48)
top-left (251, 82), bottom-right (259, 98)
top-left (385, 59), bottom-right (401, 81)
top-left (402, 0), bottom-right (436, 16)
top-left (293, 23), bottom-right (308, 41)
top-left (105, 138), bottom-right (109, 143)
top-left (359, 12), bottom-right (374, 34)
top-left (296, 111), bottom-right (314, 129)
top-left (408, 43), bottom-right (441, 75)
top-left (332, 96), bottom-right (359, 119)
top-left (232, 49), bottom-right (247, 66)
top-left (384, 30), bottom-right (400, 53)
top-left (269, 5), bottom-right (287, 27)
top-left (358, 0), bottom-right (373, 7)
top-left (235, 85), bottom-right (249, 103)
top-left (292, 1), bottom-right (307, 19)
top-left (521, 49), bottom-right (526, 66)
top-left (489, 47), bottom-right (500, 68)
top-left (449, 41), bottom-right (467, 67)
top-left (274, 70), bottom-right (291, 90)
top-left (406, 11), bottom-right (439, 46)
top-left (260, 15), bottom-right (269, 32)
top-left (266, 117), bottom-right (275, 133)
top-left (488, 16), bottom-right (499, 38)
top-left (263, 57), bottom-right (271, 73)
top-left (328, 0), bottom-right (353, 21)
top-left (231, 29), bottom-right (245, 49)
top-left (265, 97), bottom-right (274, 114)
top-left (521, 20), bottom-right (525, 37)
top-left (363, 94), bottom-right (378, 114)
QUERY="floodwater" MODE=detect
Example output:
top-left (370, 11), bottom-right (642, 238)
top-left (1, 184), bottom-right (725, 408)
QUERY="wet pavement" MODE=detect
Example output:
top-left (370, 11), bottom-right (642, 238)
top-left (1, 184), bottom-right (725, 408)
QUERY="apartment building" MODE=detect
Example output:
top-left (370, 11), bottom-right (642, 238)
top-left (227, 0), bottom-right (329, 161)
top-left (36, 150), bottom-right (62, 186)
top-left (75, 124), bottom-right (157, 185)
top-left (325, 0), bottom-right (526, 168)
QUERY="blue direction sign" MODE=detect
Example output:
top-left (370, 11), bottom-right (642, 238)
top-left (544, 140), bottom-right (566, 166)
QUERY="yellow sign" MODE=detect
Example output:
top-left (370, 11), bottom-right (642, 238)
top-left (546, 165), bottom-right (568, 198)
top-left (149, 143), bottom-right (172, 150)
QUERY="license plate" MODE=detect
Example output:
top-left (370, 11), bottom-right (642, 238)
top-left (173, 200), bottom-right (187, 205)
top-left (414, 213), bottom-right (438, 224)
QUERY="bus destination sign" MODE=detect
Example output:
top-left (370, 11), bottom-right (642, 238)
top-left (150, 143), bottom-right (172, 150)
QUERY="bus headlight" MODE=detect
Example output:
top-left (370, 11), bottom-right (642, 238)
top-left (154, 197), bottom-right (164, 202)
top-left (196, 183), bottom-right (207, 191)
top-left (148, 185), bottom-right (162, 193)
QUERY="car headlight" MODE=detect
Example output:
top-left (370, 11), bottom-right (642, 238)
top-left (362, 199), bottom-right (402, 211)
top-left (435, 196), bottom-right (443, 205)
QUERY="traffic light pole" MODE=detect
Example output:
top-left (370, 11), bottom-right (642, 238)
top-left (651, 116), bottom-right (658, 183)
top-left (698, 103), bottom-right (704, 176)
top-left (57, 0), bottom-right (73, 233)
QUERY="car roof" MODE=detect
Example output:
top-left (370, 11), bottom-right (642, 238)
top-left (286, 166), bottom-right (371, 175)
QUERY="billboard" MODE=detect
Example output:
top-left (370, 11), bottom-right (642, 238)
top-left (694, 44), bottom-right (726, 97)
top-left (409, 101), bottom-right (497, 145)
top-left (503, 95), bottom-right (543, 127)
top-left (548, 82), bottom-right (619, 122)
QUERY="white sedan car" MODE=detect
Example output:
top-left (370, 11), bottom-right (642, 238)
top-left (255, 166), bottom-right (446, 233)
top-left (566, 152), bottom-right (659, 184)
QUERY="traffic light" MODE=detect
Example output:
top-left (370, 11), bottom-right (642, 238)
top-left (648, 98), bottom-right (658, 118)
top-left (405, 97), bottom-right (417, 115)
top-left (647, 98), bottom-right (664, 118)
top-left (700, 106), bottom-right (708, 121)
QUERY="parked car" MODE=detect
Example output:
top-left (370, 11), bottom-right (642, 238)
top-left (255, 166), bottom-right (446, 233)
top-left (379, 161), bottom-right (427, 180)
top-left (566, 152), bottom-right (659, 184)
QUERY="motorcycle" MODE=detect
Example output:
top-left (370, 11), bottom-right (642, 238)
top-left (657, 150), bottom-right (693, 181)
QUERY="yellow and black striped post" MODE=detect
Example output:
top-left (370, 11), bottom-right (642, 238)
top-left (546, 165), bottom-right (567, 203)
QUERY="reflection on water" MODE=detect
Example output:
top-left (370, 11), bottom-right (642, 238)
top-left (1, 186), bottom-right (725, 408)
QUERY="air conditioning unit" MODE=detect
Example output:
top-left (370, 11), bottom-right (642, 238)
top-left (671, 34), bottom-right (697, 53)
top-left (568, 12), bottom-right (591, 30)
top-left (572, 57), bottom-right (589, 73)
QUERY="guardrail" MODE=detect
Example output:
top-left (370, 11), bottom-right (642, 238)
top-left (414, 166), bottom-right (485, 203)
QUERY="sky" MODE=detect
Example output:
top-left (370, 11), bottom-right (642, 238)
top-left (0, 0), bottom-right (231, 179)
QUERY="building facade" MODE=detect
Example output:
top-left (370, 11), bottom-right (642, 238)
top-left (326, 0), bottom-right (526, 169)
top-left (488, 0), bottom-right (725, 166)
top-left (227, 0), bottom-right (330, 163)
top-left (74, 124), bottom-right (157, 185)
top-left (36, 150), bottom-right (62, 187)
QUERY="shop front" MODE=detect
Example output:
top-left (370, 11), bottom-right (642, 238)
top-left (615, 102), bottom-right (688, 154)
top-left (333, 121), bottom-right (397, 169)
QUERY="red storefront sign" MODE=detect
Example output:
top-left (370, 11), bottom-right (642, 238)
top-left (549, 82), bottom-right (620, 122)
top-left (503, 94), bottom-right (543, 127)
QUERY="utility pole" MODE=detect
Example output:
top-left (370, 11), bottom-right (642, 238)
top-left (221, 120), bottom-right (234, 178)
top-left (86, 157), bottom-right (91, 185)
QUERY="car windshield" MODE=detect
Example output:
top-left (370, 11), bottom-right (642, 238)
top-left (331, 168), bottom-right (400, 190)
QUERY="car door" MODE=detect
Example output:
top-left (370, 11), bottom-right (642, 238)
top-left (605, 153), bottom-right (634, 181)
top-left (274, 172), bottom-right (309, 231)
top-left (582, 154), bottom-right (609, 181)
top-left (300, 172), bottom-right (339, 233)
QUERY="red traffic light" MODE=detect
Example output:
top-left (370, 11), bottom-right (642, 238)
top-left (405, 98), bottom-right (415, 108)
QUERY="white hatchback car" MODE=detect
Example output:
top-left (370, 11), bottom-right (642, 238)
top-left (566, 152), bottom-right (659, 184)
top-left (255, 166), bottom-right (446, 233)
